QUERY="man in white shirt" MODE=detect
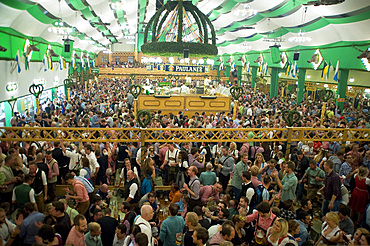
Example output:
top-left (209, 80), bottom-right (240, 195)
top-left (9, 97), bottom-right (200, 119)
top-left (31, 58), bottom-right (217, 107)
top-left (82, 145), bottom-right (100, 182)
top-left (134, 205), bottom-right (156, 246)
top-left (123, 170), bottom-right (139, 203)
top-left (162, 143), bottom-right (180, 183)
top-left (61, 141), bottom-right (82, 172)
top-left (28, 163), bottom-right (48, 213)
top-left (12, 174), bottom-right (37, 211)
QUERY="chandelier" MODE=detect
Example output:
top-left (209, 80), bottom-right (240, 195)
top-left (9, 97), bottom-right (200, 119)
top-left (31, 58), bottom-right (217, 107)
top-left (48, 21), bottom-right (73, 35)
top-left (288, 30), bottom-right (312, 43)
top-left (111, 1), bottom-right (125, 10)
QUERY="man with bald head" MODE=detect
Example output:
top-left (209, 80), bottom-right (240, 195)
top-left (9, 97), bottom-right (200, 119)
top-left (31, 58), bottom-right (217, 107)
top-left (123, 170), bottom-right (139, 203)
top-left (134, 205), bottom-right (156, 246)
top-left (96, 184), bottom-right (111, 204)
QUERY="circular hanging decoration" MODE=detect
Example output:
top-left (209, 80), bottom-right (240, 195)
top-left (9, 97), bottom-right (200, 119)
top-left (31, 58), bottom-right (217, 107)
top-left (29, 84), bottom-right (44, 98)
top-left (282, 110), bottom-right (301, 127)
top-left (141, 1), bottom-right (218, 57)
top-left (318, 89), bottom-right (334, 101)
top-left (230, 86), bottom-right (244, 101)
top-left (129, 84), bottom-right (142, 99)
top-left (137, 110), bottom-right (151, 129)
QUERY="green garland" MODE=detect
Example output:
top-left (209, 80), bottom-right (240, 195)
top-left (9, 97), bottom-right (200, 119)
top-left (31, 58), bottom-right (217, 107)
top-left (141, 42), bottom-right (218, 57)
top-left (230, 86), bottom-right (244, 100)
top-left (137, 110), bottom-right (151, 128)
top-left (318, 89), bottom-right (334, 101)
top-left (129, 84), bottom-right (142, 99)
top-left (142, 1), bottom-right (218, 56)
top-left (282, 110), bottom-right (301, 127)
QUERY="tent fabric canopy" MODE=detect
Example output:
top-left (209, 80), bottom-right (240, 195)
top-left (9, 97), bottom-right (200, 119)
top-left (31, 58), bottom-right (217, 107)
top-left (0, 0), bottom-right (369, 54)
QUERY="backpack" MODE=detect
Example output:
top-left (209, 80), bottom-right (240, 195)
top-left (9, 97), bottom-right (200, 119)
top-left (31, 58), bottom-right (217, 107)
top-left (255, 184), bottom-right (266, 208)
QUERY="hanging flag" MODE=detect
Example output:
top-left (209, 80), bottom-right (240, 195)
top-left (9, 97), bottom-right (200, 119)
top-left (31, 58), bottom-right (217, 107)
top-left (22, 52), bottom-right (29, 70)
top-left (246, 62), bottom-right (250, 73)
top-left (263, 63), bottom-right (268, 76)
top-left (292, 61), bottom-right (297, 78)
top-left (22, 39), bottom-right (30, 71)
top-left (42, 54), bottom-right (48, 72)
top-left (231, 62), bottom-right (235, 71)
top-left (321, 61), bottom-right (329, 80)
top-left (92, 59), bottom-right (95, 68)
top-left (219, 62), bottom-right (224, 70)
top-left (80, 56), bottom-right (84, 68)
top-left (326, 60), bottom-right (333, 80)
top-left (15, 49), bottom-right (21, 73)
top-left (59, 56), bottom-right (63, 70)
top-left (71, 57), bottom-right (75, 70)
top-left (48, 55), bottom-right (53, 71)
top-left (333, 60), bottom-right (339, 82)
top-left (285, 61), bottom-right (291, 76)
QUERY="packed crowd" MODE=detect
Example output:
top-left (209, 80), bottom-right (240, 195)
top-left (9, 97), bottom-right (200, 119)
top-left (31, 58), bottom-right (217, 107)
top-left (99, 62), bottom-right (146, 69)
top-left (1, 78), bottom-right (370, 246)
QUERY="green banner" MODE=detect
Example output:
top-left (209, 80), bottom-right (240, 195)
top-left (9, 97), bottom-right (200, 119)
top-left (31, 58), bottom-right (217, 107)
top-left (91, 68), bottom-right (99, 73)
top-left (157, 64), bottom-right (209, 73)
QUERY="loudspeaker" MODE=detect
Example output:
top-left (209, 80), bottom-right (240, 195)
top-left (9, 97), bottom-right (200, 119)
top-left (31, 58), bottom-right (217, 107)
top-left (64, 43), bottom-right (70, 53)
top-left (184, 49), bottom-right (189, 59)
top-left (293, 52), bottom-right (300, 61)
top-left (232, 70), bottom-right (238, 78)
top-left (270, 46), bottom-right (280, 64)
top-left (156, 0), bottom-right (164, 10)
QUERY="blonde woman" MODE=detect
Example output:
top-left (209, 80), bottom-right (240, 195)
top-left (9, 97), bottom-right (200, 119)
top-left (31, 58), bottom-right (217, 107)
top-left (287, 220), bottom-right (300, 246)
top-left (229, 142), bottom-right (239, 162)
top-left (141, 157), bottom-right (155, 181)
top-left (315, 212), bottom-right (344, 245)
top-left (351, 228), bottom-right (370, 246)
top-left (255, 153), bottom-right (267, 180)
top-left (184, 212), bottom-right (199, 246)
top-left (231, 215), bottom-right (246, 246)
top-left (266, 218), bottom-right (291, 246)
top-left (314, 149), bottom-right (328, 168)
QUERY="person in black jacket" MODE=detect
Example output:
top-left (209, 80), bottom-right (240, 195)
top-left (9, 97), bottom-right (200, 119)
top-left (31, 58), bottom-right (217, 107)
top-left (291, 150), bottom-right (309, 202)
top-left (97, 208), bottom-right (118, 246)
top-left (52, 141), bottom-right (70, 184)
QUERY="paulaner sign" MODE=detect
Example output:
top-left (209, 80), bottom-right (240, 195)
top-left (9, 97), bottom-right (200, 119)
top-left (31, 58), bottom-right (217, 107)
top-left (157, 64), bottom-right (209, 73)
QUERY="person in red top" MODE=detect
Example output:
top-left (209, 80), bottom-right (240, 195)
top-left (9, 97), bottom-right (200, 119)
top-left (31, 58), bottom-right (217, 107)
top-left (66, 214), bottom-right (87, 246)
top-left (65, 173), bottom-right (90, 215)
top-left (246, 201), bottom-right (277, 245)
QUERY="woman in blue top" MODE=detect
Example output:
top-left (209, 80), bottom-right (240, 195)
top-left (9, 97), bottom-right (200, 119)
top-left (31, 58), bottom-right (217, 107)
top-left (80, 158), bottom-right (93, 186)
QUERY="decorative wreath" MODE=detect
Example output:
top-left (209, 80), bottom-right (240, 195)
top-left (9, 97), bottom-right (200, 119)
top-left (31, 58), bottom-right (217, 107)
top-left (129, 84), bottom-right (142, 99)
top-left (282, 110), bottom-right (301, 127)
top-left (318, 89), bottom-right (334, 102)
top-left (230, 86), bottom-right (244, 101)
top-left (137, 110), bottom-right (151, 128)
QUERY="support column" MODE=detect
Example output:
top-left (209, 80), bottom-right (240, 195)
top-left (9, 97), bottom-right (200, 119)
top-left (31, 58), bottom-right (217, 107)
top-left (270, 67), bottom-right (278, 98)
top-left (237, 66), bottom-right (242, 86)
top-left (336, 69), bottom-right (349, 110)
top-left (217, 66), bottom-right (221, 77)
top-left (225, 65), bottom-right (231, 81)
top-left (251, 67), bottom-right (257, 89)
top-left (297, 68), bottom-right (306, 105)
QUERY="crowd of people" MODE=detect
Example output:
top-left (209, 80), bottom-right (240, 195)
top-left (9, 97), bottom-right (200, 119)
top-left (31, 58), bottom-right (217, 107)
top-left (1, 77), bottom-right (370, 246)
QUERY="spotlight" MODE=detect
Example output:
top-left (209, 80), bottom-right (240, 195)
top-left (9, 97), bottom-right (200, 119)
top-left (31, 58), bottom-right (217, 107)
top-left (29, 45), bottom-right (40, 52)
top-left (49, 49), bottom-right (59, 57)
top-left (0, 45), bottom-right (7, 52)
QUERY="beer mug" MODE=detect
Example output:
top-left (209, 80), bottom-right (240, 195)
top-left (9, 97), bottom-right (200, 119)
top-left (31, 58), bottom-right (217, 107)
top-left (176, 233), bottom-right (183, 245)
top-left (255, 230), bottom-right (264, 245)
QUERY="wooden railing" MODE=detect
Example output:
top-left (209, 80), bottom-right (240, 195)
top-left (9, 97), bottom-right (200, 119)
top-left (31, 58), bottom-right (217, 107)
top-left (1, 127), bottom-right (368, 148)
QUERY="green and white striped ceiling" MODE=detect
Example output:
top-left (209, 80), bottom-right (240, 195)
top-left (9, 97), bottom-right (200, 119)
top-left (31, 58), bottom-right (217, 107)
top-left (0, 0), bottom-right (369, 54)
